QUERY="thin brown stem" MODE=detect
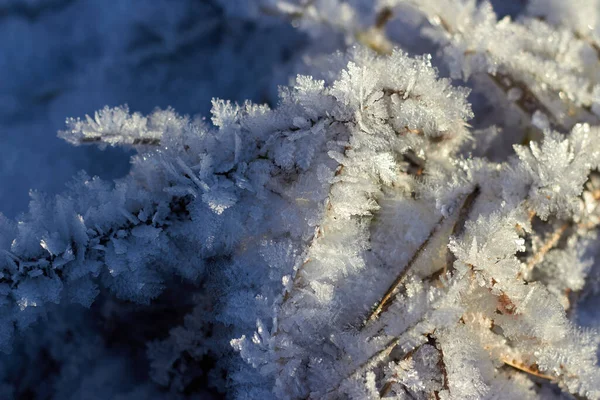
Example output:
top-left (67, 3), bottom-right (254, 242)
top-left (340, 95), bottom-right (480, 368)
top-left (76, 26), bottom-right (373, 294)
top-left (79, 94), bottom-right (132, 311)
top-left (362, 214), bottom-right (445, 326)
top-left (375, 7), bottom-right (394, 30)
top-left (572, 30), bottom-right (600, 61)
top-left (444, 186), bottom-right (480, 275)
top-left (487, 73), bottom-right (564, 131)
top-left (80, 136), bottom-right (161, 146)
top-left (261, 1), bottom-right (393, 55)
top-left (363, 187), bottom-right (479, 327)
top-left (501, 357), bottom-right (556, 381)
top-left (320, 327), bottom-right (430, 399)
top-left (379, 345), bottom-right (422, 397)
top-left (524, 222), bottom-right (569, 273)
top-left (379, 380), bottom-right (394, 397)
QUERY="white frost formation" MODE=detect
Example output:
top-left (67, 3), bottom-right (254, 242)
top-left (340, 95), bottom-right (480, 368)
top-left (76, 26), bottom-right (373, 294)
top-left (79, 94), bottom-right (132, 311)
top-left (2, 1), bottom-right (600, 399)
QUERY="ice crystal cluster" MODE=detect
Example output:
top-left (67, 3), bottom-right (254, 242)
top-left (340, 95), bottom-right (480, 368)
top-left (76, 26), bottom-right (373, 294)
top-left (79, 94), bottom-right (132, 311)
top-left (2, 1), bottom-right (600, 399)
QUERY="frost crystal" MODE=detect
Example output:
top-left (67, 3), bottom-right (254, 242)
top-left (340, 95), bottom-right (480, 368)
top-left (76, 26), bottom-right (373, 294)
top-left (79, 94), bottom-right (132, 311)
top-left (2, 1), bottom-right (600, 399)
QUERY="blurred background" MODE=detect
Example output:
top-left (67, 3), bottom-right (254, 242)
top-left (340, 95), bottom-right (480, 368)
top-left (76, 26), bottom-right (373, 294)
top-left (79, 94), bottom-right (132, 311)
top-left (0, 0), bottom-right (522, 219)
top-left (0, 0), bottom-right (307, 218)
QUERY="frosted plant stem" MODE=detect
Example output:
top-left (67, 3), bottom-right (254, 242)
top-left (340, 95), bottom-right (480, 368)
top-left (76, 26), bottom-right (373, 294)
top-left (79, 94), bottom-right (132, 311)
top-left (362, 214), bottom-right (445, 326)
top-left (524, 222), bottom-right (569, 273)
top-left (363, 186), bottom-right (479, 327)
top-left (80, 136), bottom-right (161, 146)
top-left (261, 2), bottom-right (394, 55)
top-left (322, 327), bottom-right (428, 399)
top-left (379, 343), bottom-right (426, 396)
top-left (501, 356), bottom-right (557, 381)
top-left (486, 73), bottom-right (564, 131)
top-left (444, 185), bottom-right (480, 275)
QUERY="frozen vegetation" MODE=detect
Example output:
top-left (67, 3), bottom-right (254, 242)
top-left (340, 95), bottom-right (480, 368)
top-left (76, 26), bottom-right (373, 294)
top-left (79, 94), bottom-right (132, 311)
top-left (1, 0), bottom-right (600, 399)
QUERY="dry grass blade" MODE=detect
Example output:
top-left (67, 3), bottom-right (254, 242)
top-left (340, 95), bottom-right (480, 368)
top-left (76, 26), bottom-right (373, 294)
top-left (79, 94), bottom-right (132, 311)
top-left (379, 345), bottom-right (422, 397)
top-left (520, 222), bottom-right (569, 277)
top-left (379, 381), bottom-right (415, 398)
top-left (363, 186), bottom-right (480, 327)
top-left (501, 357), bottom-right (556, 381)
top-left (375, 7), bottom-right (394, 29)
top-left (362, 214), bottom-right (445, 327)
top-left (486, 73), bottom-right (569, 133)
top-left (444, 186), bottom-right (480, 275)
top-left (321, 327), bottom-right (430, 399)
top-left (80, 136), bottom-right (161, 146)
top-left (379, 380), bottom-right (394, 397)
